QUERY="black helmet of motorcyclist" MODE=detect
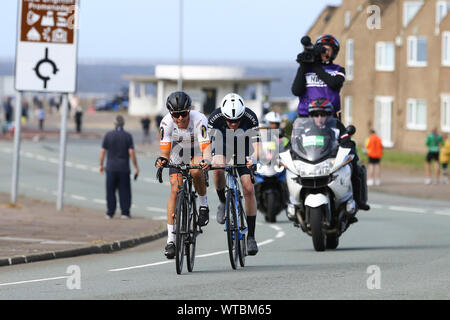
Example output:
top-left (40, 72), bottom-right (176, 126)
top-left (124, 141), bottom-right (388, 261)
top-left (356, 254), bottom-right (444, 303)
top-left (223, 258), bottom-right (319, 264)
top-left (315, 34), bottom-right (340, 61)
top-left (166, 91), bottom-right (192, 113)
top-left (308, 98), bottom-right (334, 117)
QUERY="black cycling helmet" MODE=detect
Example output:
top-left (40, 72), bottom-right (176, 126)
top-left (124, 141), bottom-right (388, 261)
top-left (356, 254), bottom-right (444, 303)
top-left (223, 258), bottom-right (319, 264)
top-left (315, 34), bottom-right (340, 61)
top-left (308, 98), bottom-right (334, 115)
top-left (166, 91), bottom-right (192, 112)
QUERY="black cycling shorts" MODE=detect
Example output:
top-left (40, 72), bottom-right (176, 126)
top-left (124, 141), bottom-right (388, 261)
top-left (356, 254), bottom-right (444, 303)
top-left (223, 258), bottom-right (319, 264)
top-left (368, 157), bottom-right (381, 164)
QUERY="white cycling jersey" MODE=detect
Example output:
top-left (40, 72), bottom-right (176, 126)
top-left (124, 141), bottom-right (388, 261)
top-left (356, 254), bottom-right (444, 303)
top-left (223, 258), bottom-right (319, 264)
top-left (159, 110), bottom-right (210, 164)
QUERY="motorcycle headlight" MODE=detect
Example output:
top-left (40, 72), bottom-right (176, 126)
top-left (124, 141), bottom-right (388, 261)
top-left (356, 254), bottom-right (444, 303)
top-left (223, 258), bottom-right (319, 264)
top-left (295, 159), bottom-right (335, 177)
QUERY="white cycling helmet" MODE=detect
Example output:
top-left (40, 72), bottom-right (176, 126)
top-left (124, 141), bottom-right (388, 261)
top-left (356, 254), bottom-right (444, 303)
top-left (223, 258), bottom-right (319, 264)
top-left (220, 93), bottom-right (246, 120)
top-left (265, 111), bottom-right (281, 124)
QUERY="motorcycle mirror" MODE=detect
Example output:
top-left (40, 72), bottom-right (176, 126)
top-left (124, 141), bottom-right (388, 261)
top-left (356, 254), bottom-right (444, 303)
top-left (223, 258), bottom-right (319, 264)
top-left (346, 125), bottom-right (356, 136)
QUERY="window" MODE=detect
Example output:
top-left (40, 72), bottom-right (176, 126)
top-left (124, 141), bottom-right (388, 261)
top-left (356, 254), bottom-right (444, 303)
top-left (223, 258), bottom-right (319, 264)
top-left (407, 99), bottom-right (427, 130)
top-left (345, 11), bottom-right (351, 28)
top-left (375, 97), bottom-right (394, 147)
top-left (437, 1), bottom-right (450, 25)
top-left (346, 39), bottom-right (354, 80)
top-left (408, 36), bottom-right (427, 67)
top-left (133, 83), bottom-right (141, 98)
top-left (442, 95), bottom-right (450, 132)
top-left (376, 42), bottom-right (395, 71)
top-left (443, 32), bottom-right (450, 66)
top-left (344, 96), bottom-right (353, 126)
top-left (404, 1), bottom-right (423, 27)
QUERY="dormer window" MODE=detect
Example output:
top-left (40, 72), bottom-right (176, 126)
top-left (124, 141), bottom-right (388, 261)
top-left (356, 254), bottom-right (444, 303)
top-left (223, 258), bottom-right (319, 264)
top-left (403, 1), bottom-right (424, 27)
top-left (345, 11), bottom-right (351, 28)
top-left (437, 1), bottom-right (450, 25)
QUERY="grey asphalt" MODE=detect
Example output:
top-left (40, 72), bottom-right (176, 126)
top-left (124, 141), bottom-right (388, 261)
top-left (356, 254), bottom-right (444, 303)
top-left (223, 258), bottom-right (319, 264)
top-left (0, 135), bottom-right (449, 299)
top-left (0, 199), bottom-right (449, 300)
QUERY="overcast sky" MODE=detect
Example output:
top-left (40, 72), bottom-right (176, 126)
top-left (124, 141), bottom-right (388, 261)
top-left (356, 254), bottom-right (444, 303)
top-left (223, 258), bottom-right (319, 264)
top-left (0, 0), bottom-right (342, 64)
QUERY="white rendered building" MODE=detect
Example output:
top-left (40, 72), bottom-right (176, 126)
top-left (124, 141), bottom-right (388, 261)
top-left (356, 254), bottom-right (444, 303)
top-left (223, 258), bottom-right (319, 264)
top-left (123, 65), bottom-right (279, 118)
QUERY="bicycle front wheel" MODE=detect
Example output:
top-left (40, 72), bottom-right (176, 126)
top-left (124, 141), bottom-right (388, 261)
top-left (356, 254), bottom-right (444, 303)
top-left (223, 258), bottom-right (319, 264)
top-left (186, 195), bottom-right (197, 273)
top-left (238, 198), bottom-right (247, 267)
top-left (175, 192), bottom-right (187, 274)
top-left (226, 190), bottom-right (239, 270)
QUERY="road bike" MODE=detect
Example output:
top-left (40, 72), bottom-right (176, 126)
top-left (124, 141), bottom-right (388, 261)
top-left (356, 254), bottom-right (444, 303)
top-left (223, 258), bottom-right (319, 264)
top-left (157, 163), bottom-right (204, 274)
top-left (210, 164), bottom-right (255, 269)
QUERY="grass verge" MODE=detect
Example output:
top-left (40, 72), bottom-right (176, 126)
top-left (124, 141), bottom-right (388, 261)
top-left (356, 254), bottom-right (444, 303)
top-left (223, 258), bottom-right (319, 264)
top-left (357, 147), bottom-right (425, 172)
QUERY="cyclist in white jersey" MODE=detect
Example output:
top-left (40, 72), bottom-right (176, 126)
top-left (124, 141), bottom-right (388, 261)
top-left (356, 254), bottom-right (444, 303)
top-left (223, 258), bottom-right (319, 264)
top-left (155, 92), bottom-right (211, 259)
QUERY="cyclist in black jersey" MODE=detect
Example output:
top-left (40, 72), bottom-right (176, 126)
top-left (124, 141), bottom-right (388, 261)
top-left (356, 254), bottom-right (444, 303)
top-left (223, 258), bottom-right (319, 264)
top-left (208, 93), bottom-right (261, 255)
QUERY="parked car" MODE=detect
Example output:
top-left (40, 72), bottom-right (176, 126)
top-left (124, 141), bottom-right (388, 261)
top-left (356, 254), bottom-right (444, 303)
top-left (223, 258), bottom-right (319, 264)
top-left (95, 95), bottom-right (129, 111)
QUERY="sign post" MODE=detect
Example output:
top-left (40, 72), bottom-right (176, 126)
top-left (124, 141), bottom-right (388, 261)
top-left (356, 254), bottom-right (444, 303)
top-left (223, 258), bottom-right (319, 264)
top-left (10, 92), bottom-right (22, 205)
top-left (14, 0), bottom-right (79, 210)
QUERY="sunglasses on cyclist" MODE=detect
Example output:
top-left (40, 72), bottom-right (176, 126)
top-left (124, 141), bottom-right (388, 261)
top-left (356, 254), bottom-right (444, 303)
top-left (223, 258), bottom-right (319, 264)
top-left (226, 118), bottom-right (241, 124)
top-left (311, 111), bottom-right (329, 118)
top-left (171, 111), bottom-right (189, 118)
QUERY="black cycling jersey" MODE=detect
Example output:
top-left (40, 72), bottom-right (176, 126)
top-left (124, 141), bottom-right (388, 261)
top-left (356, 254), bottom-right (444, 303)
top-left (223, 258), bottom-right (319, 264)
top-left (208, 107), bottom-right (259, 132)
top-left (208, 107), bottom-right (260, 161)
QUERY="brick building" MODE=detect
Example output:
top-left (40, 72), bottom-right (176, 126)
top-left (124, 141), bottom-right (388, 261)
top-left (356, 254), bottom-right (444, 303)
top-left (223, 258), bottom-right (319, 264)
top-left (306, 0), bottom-right (450, 152)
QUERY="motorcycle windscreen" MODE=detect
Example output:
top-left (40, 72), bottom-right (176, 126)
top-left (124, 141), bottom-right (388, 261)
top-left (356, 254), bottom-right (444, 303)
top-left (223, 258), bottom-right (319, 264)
top-left (290, 116), bottom-right (339, 163)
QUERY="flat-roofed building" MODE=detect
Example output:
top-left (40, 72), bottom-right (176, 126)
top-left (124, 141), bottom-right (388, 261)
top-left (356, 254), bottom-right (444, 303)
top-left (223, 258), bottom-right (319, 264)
top-left (124, 65), bottom-right (279, 119)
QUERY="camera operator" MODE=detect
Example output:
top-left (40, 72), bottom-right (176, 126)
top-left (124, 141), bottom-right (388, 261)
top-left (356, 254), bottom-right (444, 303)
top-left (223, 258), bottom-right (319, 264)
top-left (291, 34), bottom-right (346, 118)
top-left (291, 35), bottom-right (370, 213)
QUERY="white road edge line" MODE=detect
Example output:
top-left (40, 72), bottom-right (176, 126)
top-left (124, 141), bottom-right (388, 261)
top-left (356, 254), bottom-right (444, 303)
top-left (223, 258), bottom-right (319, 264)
top-left (388, 206), bottom-right (427, 214)
top-left (0, 276), bottom-right (68, 287)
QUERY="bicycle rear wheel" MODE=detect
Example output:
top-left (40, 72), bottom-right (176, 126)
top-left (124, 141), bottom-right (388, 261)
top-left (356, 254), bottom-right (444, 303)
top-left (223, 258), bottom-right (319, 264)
top-left (186, 195), bottom-right (197, 272)
top-left (238, 198), bottom-right (247, 267)
top-left (226, 190), bottom-right (239, 270)
top-left (175, 192), bottom-right (187, 274)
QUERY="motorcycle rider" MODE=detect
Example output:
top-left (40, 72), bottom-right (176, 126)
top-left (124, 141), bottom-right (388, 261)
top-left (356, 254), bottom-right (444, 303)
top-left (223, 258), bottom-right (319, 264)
top-left (264, 111), bottom-right (290, 150)
top-left (291, 33), bottom-right (369, 212)
top-left (304, 98), bottom-right (370, 216)
top-left (291, 34), bottom-right (345, 118)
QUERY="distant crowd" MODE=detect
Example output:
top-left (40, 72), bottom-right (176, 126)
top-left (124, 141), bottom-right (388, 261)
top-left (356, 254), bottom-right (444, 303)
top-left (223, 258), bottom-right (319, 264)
top-left (0, 94), bottom-right (84, 134)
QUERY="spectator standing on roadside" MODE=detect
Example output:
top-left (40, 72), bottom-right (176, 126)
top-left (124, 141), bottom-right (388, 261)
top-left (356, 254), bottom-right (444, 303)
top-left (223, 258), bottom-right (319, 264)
top-left (21, 99), bottom-right (29, 125)
top-left (99, 115), bottom-right (139, 219)
top-left (74, 105), bottom-right (83, 133)
top-left (425, 128), bottom-right (445, 185)
top-left (439, 133), bottom-right (450, 184)
top-left (365, 129), bottom-right (383, 186)
top-left (3, 97), bottom-right (13, 125)
top-left (36, 105), bottom-right (45, 131)
top-left (140, 116), bottom-right (151, 144)
top-left (70, 94), bottom-right (83, 133)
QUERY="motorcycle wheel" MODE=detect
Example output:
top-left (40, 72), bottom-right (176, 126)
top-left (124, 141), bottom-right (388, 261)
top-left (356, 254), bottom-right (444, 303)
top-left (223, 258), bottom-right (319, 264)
top-left (264, 192), bottom-right (277, 223)
top-left (326, 235), bottom-right (339, 250)
top-left (310, 206), bottom-right (327, 252)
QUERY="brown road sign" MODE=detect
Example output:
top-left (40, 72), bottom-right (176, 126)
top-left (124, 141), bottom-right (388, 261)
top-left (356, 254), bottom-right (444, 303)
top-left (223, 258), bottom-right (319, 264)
top-left (20, 0), bottom-right (76, 45)
top-left (15, 0), bottom-right (79, 93)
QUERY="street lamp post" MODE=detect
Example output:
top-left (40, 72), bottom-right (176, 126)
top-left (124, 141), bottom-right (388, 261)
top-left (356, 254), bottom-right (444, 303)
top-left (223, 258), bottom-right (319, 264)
top-left (178, 0), bottom-right (183, 91)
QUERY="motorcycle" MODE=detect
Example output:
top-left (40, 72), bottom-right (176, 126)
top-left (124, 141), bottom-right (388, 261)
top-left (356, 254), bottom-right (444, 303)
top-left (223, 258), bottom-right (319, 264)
top-left (279, 116), bottom-right (359, 251)
top-left (255, 135), bottom-right (289, 223)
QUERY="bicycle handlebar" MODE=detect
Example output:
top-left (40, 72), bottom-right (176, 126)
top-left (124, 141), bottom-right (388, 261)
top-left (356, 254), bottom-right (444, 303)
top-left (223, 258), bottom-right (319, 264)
top-left (157, 163), bottom-right (256, 184)
top-left (209, 164), bottom-right (257, 184)
top-left (156, 164), bottom-right (205, 183)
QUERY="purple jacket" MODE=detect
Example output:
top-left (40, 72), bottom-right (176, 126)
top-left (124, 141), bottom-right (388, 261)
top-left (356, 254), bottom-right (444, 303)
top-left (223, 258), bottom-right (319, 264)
top-left (297, 63), bottom-right (345, 116)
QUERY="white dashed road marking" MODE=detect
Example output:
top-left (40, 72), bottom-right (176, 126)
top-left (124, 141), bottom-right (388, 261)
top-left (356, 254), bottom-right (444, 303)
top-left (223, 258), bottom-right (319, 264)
top-left (109, 223), bottom-right (285, 273)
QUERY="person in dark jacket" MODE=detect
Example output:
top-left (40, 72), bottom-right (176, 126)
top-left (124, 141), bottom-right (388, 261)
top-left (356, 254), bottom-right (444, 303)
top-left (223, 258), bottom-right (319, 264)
top-left (99, 115), bottom-right (139, 219)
